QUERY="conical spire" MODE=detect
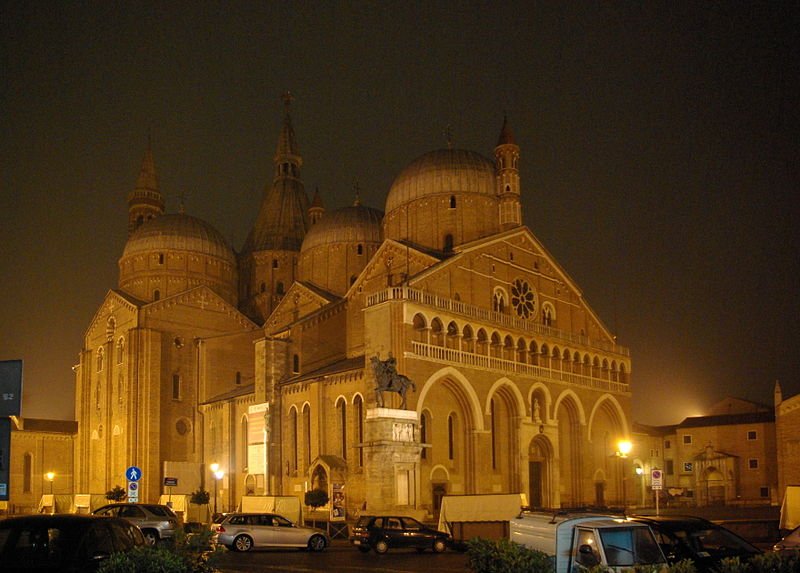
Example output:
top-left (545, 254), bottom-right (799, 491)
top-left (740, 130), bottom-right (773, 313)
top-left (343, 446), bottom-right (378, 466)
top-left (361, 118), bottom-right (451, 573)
top-left (274, 91), bottom-right (302, 179)
top-left (127, 141), bottom-right (165, 236)
top-left (497, 113), bottom-right (516, 146)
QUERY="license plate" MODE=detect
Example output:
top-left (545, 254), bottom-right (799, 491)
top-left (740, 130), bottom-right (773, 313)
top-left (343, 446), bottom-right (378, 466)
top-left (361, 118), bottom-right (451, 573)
top-left (353, 540), bottom-right (361, 545)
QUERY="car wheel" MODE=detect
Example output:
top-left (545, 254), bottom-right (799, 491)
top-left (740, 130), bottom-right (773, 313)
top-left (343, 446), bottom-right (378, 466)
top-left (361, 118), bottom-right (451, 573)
top-left (308, 534), bottom-right (327, 552)
top-left (374, 539), bottom-right (389, 554)
top-left (234, 534), bottom-right (253, 552)
top-left (433, 539), bottom-right (447, 553)
top-left (142, 530), bottom-right (159, 546)
top-left (358, 545), bottom-right (371, 553)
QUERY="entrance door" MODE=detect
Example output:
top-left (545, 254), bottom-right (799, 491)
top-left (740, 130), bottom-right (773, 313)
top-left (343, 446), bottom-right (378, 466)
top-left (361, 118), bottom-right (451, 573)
top-left (432, 483), bottom-right (447, 512)
top-left (529, 462), bottom-right (542, 508)
top-left (594, 481), bottom-right (605, 506)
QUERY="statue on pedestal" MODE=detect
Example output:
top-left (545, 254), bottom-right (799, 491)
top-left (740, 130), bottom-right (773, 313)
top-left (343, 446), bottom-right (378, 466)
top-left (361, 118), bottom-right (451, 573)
top-left (370, 354), bottom-right (416, 409)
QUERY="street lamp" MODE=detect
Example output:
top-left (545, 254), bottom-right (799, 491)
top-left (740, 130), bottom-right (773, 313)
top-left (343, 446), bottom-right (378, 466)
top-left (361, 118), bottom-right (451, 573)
top-left (616, 440), bottom-right (632, 509)
top-left (45, 471), bottom-right (55, 494)
top-left (209, 463), bottom-right (224, 516)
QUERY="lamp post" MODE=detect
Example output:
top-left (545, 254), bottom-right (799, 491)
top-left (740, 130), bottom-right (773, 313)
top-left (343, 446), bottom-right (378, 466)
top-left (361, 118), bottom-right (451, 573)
top-left (616, 440), bottom-right (632, 509)
top-left (635, 465), bottom-right (644, 507)
top-left (210, 463), bottom-right (224, 516)
top-left (45, 472), bottom-right (55, 514)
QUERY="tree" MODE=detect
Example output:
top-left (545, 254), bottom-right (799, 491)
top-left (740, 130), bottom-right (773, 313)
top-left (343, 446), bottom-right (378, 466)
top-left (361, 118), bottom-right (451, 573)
top-left (189, 489), bottom-right (211, 523)
top-left (105, 485), bottom-right (127, 502)
top-left (304, 488), bottom-right (329, 510)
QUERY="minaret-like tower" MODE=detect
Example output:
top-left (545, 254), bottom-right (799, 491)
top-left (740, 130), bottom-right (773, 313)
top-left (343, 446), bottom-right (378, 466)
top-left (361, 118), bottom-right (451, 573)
top-left (309, 187), bottom-right (324, 225)
top-left (127, 143), bottom-right (164, 236)
top-left (239, 93), bottom-right (311, 323)
top-left (494, 115), bottom-right (521, 230)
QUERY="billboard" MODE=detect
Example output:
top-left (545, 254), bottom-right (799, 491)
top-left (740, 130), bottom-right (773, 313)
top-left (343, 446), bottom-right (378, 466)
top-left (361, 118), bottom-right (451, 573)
top-left (0, 360), bottom-right (22, 417)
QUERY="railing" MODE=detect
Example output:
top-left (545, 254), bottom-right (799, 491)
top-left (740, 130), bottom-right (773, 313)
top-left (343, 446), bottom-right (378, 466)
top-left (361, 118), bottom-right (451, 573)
top-left (366, 286), bottom-right (630, 356)
top-left (410, 341), bottom-right (629, 393)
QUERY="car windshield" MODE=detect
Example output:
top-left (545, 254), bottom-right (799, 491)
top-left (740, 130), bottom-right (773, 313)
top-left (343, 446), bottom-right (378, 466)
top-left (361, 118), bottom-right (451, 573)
top-left (599, 527), bottom-right (666, 566)
top-left (678, 527), bottom-right (756, 556)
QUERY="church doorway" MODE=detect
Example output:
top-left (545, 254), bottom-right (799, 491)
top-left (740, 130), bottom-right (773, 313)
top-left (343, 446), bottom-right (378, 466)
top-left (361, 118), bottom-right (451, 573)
top-left (528, 434), bottom-right (553, 509)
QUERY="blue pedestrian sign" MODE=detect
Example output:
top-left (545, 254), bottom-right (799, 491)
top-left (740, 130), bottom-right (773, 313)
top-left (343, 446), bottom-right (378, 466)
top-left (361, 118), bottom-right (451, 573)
top-left (126, 466), bottom-right (142, 482)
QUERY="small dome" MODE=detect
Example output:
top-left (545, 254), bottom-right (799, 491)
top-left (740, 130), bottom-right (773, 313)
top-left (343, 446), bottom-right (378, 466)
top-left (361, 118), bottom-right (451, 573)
top-left (301, 204), bottom-right (384, 252)
top-left (123, 213), bottom-right (235, 265)
top-left (384, 149), bottom-right (496, 214)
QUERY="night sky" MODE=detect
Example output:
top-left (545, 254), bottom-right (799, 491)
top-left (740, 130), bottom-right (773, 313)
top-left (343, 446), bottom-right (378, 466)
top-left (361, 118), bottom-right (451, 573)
top-left (1, 2), bottom-right (797, 425)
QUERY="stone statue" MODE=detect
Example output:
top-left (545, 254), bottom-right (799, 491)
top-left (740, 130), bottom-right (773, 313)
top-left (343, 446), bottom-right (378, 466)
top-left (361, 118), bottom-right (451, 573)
top-left (533, 398), bottom-right (541, 423)
top-left (370, 354), bottom-right (416, 409)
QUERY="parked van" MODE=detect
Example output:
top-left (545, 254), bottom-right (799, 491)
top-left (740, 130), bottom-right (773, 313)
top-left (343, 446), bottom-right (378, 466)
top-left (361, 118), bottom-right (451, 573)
top-left (510, 511), bottom-right (667, 573)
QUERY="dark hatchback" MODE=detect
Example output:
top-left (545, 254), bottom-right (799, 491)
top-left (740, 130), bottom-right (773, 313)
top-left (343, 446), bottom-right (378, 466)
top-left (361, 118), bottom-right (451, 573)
top-left (0, 514), bottom-right (145, 572)
top-left (630, 515), bottom-right (761, 571)
top-left (350, 515), bottom-right (450, 554)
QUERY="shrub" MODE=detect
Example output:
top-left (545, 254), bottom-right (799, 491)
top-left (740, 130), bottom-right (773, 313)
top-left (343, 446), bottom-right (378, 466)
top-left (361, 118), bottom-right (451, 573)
top-left (98, 526), bottom-right (221, 573)
top-left (748, 551), bottom-right (800, 573)
top-left (304, 488), bottom-right (329, 509)
top-left (466, 537), bottom-right (554, 573)
top-left (666, 559), bottom-right (698, 573)
top-left (189, 489), bottom-right (210, 506)
top-left (711, 557), bottom-right (750, 573)
top-left (105, 485), bottom-right (127, 502)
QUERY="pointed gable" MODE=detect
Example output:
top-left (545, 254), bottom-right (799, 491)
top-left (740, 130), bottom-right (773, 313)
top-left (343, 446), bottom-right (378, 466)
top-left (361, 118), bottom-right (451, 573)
top-left (264, 281), bottom-right (338, 333)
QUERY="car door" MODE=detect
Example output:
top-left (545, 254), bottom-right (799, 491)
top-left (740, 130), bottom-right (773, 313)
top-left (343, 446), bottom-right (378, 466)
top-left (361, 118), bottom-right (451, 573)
top-left (383, 517), bottom-right (406, 548)
top-left (400, 517), bottom-right (426, 548)
top-left (270, 514), bottom-right (303, 546)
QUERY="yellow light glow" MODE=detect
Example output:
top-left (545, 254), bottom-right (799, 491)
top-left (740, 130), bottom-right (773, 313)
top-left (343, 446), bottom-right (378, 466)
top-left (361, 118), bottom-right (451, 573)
top-left (45, 471), bottom-right (55, 481)
top-left (210, 463), bottom-right (219, 473)
top-left (617, 440), bottom-right (632, 457)
top-left (214, 469), bottom-right (225, 480)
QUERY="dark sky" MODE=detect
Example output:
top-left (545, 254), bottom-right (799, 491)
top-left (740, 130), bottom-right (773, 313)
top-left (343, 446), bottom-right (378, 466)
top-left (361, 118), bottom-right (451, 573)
top-left (1, 2), bottom-right (797, 425)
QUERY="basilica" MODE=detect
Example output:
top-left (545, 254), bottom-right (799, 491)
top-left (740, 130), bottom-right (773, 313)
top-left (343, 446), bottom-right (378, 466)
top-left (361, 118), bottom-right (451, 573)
top-left (73, 96), bottom-right (633, 517)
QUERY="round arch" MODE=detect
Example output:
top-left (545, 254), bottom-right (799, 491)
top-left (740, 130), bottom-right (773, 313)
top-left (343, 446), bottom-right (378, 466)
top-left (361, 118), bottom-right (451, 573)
top-left (416, 366), bottom-right (484, 431)
top-left (552, 389), bottom-right (588, 426)
top-left (586, 394), bottom-right (629, 442)
top-left (484, 377), bottom-right (527, 416)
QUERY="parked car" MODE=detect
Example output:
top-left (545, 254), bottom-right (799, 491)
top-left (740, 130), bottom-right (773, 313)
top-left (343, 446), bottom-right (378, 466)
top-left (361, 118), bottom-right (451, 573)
top-left (213, 512), bottom-right (328, 552)
top-left (774, 524), bottom-right (800, 552)
top-left (349, 515), bottom-right (450, 554)
top-left (0, 514), bottom-right (145, 572)
top-left (92, 502), bottom-right (180, 545)
top-left (629, 515), bottom-right (761, 571)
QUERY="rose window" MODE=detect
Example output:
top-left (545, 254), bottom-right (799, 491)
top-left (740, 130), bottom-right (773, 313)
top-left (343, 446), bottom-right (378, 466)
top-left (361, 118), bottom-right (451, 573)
top-left (511, 278), bottom-right (535, 319)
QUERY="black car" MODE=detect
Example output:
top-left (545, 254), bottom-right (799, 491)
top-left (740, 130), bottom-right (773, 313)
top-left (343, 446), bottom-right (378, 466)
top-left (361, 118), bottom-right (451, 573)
top-left (350, 515), bottom-right (450, 554)
top-left (629, 515), bottom-right (761, 571)
top-left (0, 514), bottom-right (146, 572)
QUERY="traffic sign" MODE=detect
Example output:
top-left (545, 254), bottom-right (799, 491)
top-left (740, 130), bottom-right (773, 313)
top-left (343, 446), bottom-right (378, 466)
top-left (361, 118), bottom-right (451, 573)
top-left (127, 481), bottom-right (139, 502)
top-left (126, 466), bottom-right (142, 482)
top-left (651, 468), bottom-right (663, 490)
top-left (164, 477), bottom-right (178, 487)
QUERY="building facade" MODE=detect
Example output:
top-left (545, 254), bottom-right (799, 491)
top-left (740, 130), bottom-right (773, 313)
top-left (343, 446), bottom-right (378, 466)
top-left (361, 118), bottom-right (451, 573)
top-left (73, 98), bottom-right (635, 517)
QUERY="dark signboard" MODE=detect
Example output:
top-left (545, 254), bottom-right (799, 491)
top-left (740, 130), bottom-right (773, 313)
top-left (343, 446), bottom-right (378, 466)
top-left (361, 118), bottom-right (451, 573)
top-left (0, 360), bottom-right (22, 417)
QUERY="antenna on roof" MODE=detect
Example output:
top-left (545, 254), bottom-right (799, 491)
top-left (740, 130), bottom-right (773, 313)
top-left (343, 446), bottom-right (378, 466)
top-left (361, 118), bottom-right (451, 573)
top-left (443, 125), bottom-right (453, 149)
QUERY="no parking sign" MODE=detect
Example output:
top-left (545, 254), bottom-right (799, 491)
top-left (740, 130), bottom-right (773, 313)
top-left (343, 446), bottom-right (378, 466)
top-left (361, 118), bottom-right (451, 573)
top-left (651, 469), bottom-right (663, 490)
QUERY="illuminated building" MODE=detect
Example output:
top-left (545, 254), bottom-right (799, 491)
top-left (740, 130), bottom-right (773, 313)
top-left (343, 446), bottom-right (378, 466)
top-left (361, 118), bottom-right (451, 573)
top-left (73, 96), bottom-right (634, 515)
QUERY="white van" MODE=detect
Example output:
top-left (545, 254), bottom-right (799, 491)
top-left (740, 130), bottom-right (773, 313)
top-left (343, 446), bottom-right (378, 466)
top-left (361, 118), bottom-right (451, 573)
top-left (510, 511), bottom-right (667, 573)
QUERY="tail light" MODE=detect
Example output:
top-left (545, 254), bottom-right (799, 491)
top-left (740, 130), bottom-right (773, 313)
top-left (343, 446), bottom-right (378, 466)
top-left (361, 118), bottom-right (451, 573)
top-left (216, 525), bottom-right (225, 533)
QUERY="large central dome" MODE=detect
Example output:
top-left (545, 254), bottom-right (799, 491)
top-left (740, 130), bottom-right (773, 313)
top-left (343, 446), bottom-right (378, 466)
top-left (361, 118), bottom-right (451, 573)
top-left (384, 148), bottom-right (496, 214)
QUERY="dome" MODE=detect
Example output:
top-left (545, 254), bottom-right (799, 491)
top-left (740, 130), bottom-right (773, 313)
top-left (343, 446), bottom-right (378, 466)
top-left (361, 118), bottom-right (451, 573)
top-left (122, 213), bottom-right (235, 265)
top-left (384, 149), bottom-right (496, 214)
top-left (301, 204), bottom-right (384, 252)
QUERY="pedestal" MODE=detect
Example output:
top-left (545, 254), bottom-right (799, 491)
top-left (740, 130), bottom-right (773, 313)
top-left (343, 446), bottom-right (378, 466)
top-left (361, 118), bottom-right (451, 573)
top-left (362, 408), bottom-right (422, 514)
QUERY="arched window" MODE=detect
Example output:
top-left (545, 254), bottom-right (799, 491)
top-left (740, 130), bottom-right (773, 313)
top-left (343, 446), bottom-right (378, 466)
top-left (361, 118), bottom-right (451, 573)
top-left (490, 332), bottom-right (502, 358)
top-left (337, 399), bottom-right (347, 460)
top-left (116, 337), bottom-right (124, 364)
top-left (357, 244), bottom-right (364, 255)
top-left (446, 321), bottom-right (459, 349)
top-left (158, 253), bottom-right (164, 265)
top-left (276, 281), bottom-right (285, 295)
top-left (241, 416), bottom-right (249, 472)
top-left (449, 195), bottom-right (456, 208)
top-left (491, 398), bottom-right (497, 469)
top-left (260, 282), bottom-right (266, 293)
top-left (303, 404), bottom-right (312, 467)
top-left (354, 395), bottom-right (364, 467)
top-left (476, 329), bottom-right (488, 354)
top-left (517, 338), bottom-right (527, 363)
top-left (172, 374), bottom-right (181, 400)
top-left (153, 289), bottom-right (161, 301)
top-left (235, 371), bottom-right (242, 385)
top-left (289, 408), bottom-right (298, 473)
top-left (542, 303), bottom-right (555, 326)
top-left (293, 354), bottom-right (300, 374)
top-left (462, 325), bottom-right (475, 353)
top-left (420, 410), bottom-right (430, 460)
top-left (448, 413), bottom-right (456, 460)
top-left (492, 288), bottom-right (507, 313)
top-left (272, 259), bottom-right (279, 269)
top-left (413, 313), bottom-right (428, 343)
top-left (96, 347), bottom-right (104, 372)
